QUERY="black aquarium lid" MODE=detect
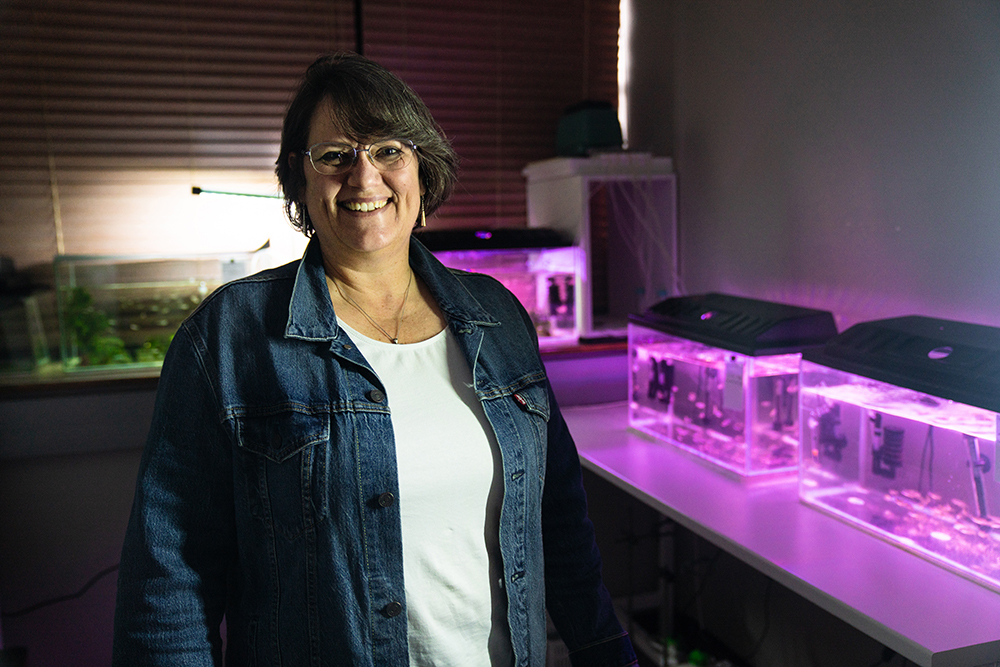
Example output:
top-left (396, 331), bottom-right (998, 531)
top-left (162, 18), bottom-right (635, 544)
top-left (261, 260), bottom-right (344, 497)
top-left (802, 315), bottom-right (1000, 414)
top-left (413, 227), bottom-right (572, 251)
top-left (630, 292), bottom-right (838, 356)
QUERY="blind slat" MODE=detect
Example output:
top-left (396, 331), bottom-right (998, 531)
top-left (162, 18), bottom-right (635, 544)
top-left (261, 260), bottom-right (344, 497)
top-left (0, 0), bottom-right (354, 265)
top-left (366, 0), bottom-right (619, 229)
top-left (0, 0), bottom-right (618, 268)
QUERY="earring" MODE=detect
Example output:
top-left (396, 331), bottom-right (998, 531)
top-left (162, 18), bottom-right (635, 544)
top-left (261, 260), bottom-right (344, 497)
top-left (419, 196), bottom-right (427, 227)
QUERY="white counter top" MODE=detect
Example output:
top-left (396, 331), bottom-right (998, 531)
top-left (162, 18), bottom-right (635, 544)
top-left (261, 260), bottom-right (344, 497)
top-left (565, 402), bottom-right (1000, 667)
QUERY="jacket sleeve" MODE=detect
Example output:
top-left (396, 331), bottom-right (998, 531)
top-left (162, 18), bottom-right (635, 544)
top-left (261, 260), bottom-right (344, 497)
top-left (112, 323), bottom-right (235, 666)
top-left (541, 379), bottom-right (638, 667)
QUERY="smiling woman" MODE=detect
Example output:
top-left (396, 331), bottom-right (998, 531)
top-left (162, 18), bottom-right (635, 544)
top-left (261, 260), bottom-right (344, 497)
top-left (273, 54), bottom-right (458, 344)
top-left (299, 99), bottom-right (426, 265)
top-left (112, 52), bottom-right (637, 667)
top-left (275, 54), bottom-right (458, 242)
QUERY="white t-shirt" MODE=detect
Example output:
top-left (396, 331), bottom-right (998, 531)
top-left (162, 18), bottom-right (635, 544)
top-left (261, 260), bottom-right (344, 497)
top-left (338, 319), bottom-right (513, 667)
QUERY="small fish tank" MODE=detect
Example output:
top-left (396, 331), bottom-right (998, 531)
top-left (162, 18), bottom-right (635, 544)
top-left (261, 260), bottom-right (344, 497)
top-left (54, 250), bottom-right (260, 371)
top-left (415, 228), bottom-right (581, 347)
top-left (629, 293), bottom-right (837, 477)
top-left (799, 315), bottom-right (1000, 592)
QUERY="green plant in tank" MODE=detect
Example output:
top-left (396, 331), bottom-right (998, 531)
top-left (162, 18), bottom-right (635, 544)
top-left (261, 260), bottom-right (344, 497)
top-left (89, 334), bottom-right (131, 365)
top-left (64, 286), bottom-right (132, 365)
top-left (135, 335), bottom-right (171, 363)
top-left (65, 286), bottom-right (106, 342)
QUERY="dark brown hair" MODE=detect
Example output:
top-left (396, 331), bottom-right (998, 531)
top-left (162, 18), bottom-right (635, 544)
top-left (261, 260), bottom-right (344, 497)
top-left (275, 52), bottom-right (459, 235)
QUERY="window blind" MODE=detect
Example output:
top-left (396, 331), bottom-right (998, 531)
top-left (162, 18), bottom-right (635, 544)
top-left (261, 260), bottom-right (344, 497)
top-left (364, 0), bottom-right (620, 229)
top-left (0, 0), bottom-right (355, 267)
top-left (0, 0), bottom-right (618, 270)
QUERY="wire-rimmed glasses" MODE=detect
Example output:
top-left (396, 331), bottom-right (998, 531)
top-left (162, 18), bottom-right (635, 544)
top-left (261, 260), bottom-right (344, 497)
top-left (303, 139), bottom-right (418, 176)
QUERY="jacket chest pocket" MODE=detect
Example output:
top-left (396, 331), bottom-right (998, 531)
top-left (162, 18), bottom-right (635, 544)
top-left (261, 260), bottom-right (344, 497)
top-left (232, 406), bottom-right (331, 541)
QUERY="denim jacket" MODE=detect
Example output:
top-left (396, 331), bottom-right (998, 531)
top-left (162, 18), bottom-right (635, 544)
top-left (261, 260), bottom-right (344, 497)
top-left (113, 237), bottom-right (636, 667)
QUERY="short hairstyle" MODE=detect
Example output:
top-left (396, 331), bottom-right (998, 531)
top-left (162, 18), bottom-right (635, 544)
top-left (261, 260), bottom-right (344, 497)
top-left (275, 52), bottom-right (460, 236)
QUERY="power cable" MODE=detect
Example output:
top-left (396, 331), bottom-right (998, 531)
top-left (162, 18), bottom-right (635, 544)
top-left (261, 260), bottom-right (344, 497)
top-left (1, 564), bottom-right (119, 620)
top-left (743, 578), bottom-right (773, 662)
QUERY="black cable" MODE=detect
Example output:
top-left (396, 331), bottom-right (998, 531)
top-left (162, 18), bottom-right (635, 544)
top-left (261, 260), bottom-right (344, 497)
top-left (743, 577), bottom-right (773, 662)
top-left (615, 519), bottom-right (675, 547)
top-left (354, 0), bottom-right (364, 55)
top-left (677, 548), bottom-right (722, 615)
top-left (1, 563), bottom-right (119, 620)
top-left (865, 647), bottom-right (900, 667)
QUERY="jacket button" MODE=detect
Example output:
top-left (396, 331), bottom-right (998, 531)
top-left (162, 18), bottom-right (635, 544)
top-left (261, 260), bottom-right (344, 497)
top-left (368, 389), bottom-right (385, 403)
top-left (381, 601), bottom-right (403, 618)
top-left (377, 492), bottom-right (395, 508)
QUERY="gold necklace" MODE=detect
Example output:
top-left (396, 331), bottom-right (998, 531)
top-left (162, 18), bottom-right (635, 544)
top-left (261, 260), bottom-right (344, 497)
top-left (333, 270), bottom-right (413, 344)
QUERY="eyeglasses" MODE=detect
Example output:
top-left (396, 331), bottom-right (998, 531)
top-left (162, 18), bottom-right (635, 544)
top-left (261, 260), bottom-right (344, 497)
top-left (303, 139), bottom-right (418, 176)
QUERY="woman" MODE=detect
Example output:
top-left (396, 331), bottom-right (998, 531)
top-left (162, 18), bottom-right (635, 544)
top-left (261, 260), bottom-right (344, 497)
top-left (113, 52), bottom-right (636, 667)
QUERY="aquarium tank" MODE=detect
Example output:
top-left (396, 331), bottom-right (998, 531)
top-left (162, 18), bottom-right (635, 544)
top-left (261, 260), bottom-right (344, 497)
top-left (629, 293), bottom-right (837, 477)
top-left (54, 250), bottom-right (260, 371)
top-left (415, 228), bottom-right (581, 346)
top-left (799, 315), bottom-right (1000, 592)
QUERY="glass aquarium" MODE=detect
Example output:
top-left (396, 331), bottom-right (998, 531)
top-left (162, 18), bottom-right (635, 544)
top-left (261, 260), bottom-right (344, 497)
top-left (54, 251), bottom-right (260, 371)
top-left (417, 228), bottom-right (581, 346)
top-left (0, 254), bottom-right (51, 373)
top-left (799, 315), bottom-right (1000, 592)
top-left (628, 293), bottom-right (837, 477)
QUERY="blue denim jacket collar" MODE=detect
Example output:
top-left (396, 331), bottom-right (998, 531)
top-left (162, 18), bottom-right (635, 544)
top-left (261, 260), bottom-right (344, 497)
top-left (284, 236), bottom-right (499, 345)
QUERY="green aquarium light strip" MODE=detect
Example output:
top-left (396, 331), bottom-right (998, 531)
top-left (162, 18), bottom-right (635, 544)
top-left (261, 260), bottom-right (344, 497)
top-left (191, 186), bottom-right (282, 199)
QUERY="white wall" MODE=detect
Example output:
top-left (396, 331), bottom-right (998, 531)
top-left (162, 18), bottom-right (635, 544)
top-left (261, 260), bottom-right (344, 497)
top-left (630, 0), bottom-right (1000, 331)
top-left (624, 3), bottom-right (1000, 665)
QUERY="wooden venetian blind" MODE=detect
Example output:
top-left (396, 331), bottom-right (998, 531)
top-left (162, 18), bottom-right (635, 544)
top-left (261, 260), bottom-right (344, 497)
top-left (0, 0), bottom-right (355, 268)
top-left (363, 0), bottom-right (620, 229)
top-left (0, 0), bottom-right (618, 269)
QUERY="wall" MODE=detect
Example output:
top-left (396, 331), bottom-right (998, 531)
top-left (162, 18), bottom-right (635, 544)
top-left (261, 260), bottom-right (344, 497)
top-left (0, 386), bottom-right (156, 666)
top-left (0, 447), bottom-right (142, 667)
top-left (624, 1), bottom-right (1000, 665)
top-left (631, 0), bottom-right (1000, 331)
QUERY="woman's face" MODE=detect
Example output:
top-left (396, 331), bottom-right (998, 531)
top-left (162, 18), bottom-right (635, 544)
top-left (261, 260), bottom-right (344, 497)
top-left (301, 97), bottom-right (423, 262)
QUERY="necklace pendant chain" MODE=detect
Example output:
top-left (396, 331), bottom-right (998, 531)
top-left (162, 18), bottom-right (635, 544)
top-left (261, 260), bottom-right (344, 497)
top-left (334, 270), bottom-right (413, 345)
